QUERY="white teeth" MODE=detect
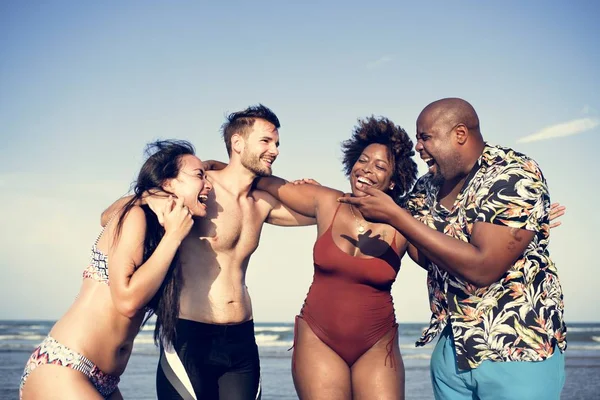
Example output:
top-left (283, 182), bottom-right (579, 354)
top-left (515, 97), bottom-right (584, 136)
top-left (198, 195), bottom-right (208, 203)
top-left (357, 177), bottom-right (373, 185)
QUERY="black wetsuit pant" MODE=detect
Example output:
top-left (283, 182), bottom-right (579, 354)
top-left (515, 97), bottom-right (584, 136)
top-left (156, 319), bottom-right (261, 400)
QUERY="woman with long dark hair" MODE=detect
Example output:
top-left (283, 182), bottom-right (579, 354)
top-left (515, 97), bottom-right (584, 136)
top-left (20, 140), bottom-right (212, 399)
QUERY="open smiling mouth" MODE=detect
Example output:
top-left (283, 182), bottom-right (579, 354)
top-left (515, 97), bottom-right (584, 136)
top-left (423, 158), bottom-right (436, 172)
top-left (261, 157), bottom-right (275, 166)
top-left (356, 176), bottom-right (374, 187)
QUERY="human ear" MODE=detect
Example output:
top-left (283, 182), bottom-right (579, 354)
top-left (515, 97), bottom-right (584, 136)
top-left (232, 133), bottom-right (245, 154)
top-left (162, 178), bottom-right (175, 193)
top-left (455, 124), bottom-right (468, 145)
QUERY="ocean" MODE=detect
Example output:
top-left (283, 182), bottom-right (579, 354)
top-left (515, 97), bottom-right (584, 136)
top-left (1, 320), bottom-right (599, 399)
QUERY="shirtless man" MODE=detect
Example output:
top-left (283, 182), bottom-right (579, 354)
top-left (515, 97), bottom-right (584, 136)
top-left (101, 105), bottom-right (314, 400)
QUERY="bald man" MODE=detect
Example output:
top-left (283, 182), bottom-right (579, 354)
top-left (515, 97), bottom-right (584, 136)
top-left (340, 98), bottom-right (566, 399)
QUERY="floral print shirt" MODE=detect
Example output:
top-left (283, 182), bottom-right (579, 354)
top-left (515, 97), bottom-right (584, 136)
top-left (407, 144), bottom-right (567, 370)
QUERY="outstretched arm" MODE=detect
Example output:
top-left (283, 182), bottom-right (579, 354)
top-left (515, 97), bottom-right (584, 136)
top-left (407, 243), bottom-right (428, 270)
top-left (405, 202), bottom-right (564, 271)
top-left (255, 175), bottom-right (341, 226)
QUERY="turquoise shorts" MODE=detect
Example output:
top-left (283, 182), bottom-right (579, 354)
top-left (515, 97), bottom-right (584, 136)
top-left (431, 326), bottom-right (565, 400)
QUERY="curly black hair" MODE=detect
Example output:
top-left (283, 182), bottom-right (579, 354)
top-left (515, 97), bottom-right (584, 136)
top-left (341, 116), bottom-right (417, 203)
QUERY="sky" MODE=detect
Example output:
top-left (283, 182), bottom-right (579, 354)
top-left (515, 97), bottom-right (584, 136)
top-left (1, 1), bottom-right (598, 323)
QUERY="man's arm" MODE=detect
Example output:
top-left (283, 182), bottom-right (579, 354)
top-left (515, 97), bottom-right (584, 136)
top-left (394, 206), bottom-right (533, 286)
top-left (405, 201), bottom-right (564, 271)
top-left (339, 184), bottom-right (536, 287)
top-left (407, 243), bottom-right (429, 270)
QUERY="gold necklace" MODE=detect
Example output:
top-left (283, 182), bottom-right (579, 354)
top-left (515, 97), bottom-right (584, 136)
top-left (349, 204), bottom-right (366, 234)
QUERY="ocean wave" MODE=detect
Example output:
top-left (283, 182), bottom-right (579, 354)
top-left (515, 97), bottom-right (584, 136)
top-left (140, 324), bottom-right (156, 332)
top-left (255, 334), bottom-right (281, 343)
top-left (569, 344), bottom-right (600, 350)
top-left (131, 335), bottom-right (296, 349)
top-left (139, 325), bottom-right (294, 333)
top-left (592, 336), bottom-right (600, 343)
top-left (0, 324), bottom-right (47, 330)
top-left (0, 334), bottom-right (45, 341)
top-left (0, 343), bottom-right (36, 352)
top-left (258, 340), bottom-right (294, 348)
top-left (134, 336), bottom-right (157, 345)
top-left (254, 327), bottom-right (293, 333)
top-left (399, 344), bottom-right (428, 350)
top-left (402, 353), bottom-right (432, 360)
top-left (566, 327), bottom-right (600, 333)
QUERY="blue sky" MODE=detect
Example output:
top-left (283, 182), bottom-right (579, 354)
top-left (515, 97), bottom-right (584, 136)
top-left (1, 1), bottom-right (598, 322)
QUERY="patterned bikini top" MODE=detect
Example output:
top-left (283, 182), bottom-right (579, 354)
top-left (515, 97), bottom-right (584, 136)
top-left (82, 223), bottom-right (110, 285)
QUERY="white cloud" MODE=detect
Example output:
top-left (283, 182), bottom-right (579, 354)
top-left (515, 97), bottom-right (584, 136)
top-left (516, 117), bottom-right (599, 143)
top-left (367, 55), bottom-right (392, 69)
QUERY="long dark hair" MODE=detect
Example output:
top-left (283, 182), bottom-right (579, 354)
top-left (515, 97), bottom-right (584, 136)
top-left (113, 139), bottom-right (195, 347)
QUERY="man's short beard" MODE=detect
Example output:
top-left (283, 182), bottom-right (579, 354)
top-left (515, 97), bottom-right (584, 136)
top-left (241, 152), bottom-right (272, 177)
top-left (254, 168), bottom-right (272, 177)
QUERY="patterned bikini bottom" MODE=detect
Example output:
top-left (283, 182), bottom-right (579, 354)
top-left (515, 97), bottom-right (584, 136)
top-left (20, 335), bottom-right (120, 399)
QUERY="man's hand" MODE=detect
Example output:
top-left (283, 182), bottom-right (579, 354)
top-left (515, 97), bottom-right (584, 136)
top-left (549, 202), bottom-right (566, 229)
top-left (337, 184), bottom-right (399, 224)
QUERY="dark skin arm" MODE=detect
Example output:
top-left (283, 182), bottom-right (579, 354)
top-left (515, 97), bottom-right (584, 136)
top-left (339, 185), bottom-right (535, 287)
top-left (407, 243), bottom-right (428, 270)
top-left (406, 202), bottom-right (565, 270)
top-left (202, 157), bottom-right (328, 216)
top-left (203, 159), bottom-right (228, 171)
top-left (255, 175), bottom-right (340, 218)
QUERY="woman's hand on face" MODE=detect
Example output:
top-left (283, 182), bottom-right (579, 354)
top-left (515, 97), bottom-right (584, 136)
top-left (337, 184), bottom-right (398, 224)
top-left (162, 196), bottom-right (194, 243)
top-left (144, 190), bottom-right (170, 226)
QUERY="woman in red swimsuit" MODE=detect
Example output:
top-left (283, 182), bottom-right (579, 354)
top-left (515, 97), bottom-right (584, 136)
top-left (256, 116), bottom-right (418, 399)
